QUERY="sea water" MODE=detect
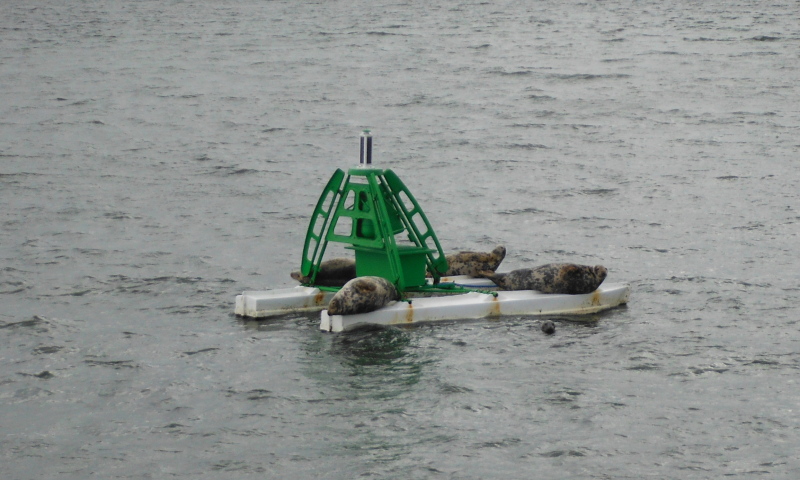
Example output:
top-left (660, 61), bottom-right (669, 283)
top-left (2, 1), bottom-right (799, 478)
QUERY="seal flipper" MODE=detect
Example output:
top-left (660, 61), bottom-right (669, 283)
top-left (489, 245), bottom-right (506, 270)
top-left (478, 270), bottom-right (507, 289)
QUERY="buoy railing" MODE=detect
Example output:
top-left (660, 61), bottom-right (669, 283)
top-left (298, 130), bottom-right (452, 292)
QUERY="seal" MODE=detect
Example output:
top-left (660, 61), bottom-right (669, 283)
top-left (291, 258), bottom-right (356, 287)
top-left (442, 245), bottom-right (506, 277)
top-left (480, 263), bottom-right (607, 294)
top-left (541, 320), bottom-right (556, 335)
top-left (326, 276), bottom-right (401, 316)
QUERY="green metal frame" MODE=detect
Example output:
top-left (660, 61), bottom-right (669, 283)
top-left (299, 167), bottom-right (450, 292)
top-left (299, 168), bottom-right (346, 285)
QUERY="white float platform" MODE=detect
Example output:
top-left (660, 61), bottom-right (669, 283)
top-left (320, 283), bottom-right (630, 332)
top-left (233, 276), bottom-right (493, 318)
top-left (234, 286), bottom-right (336, 318)
top-left (234, 277), bottom-right (629, 332)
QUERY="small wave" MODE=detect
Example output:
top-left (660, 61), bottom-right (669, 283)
top-left (626, 363), bottom-right (661, 371)
top-left (387, 94), bottom-right (428, 107)
top-left (75, 248), bottom-right (106, 256)
top-left (502, 143), bottom-right (549, 150)
top-left (225, 388), bottom-right (274, 401)
top-left (475, 437), bottom-right (521, 449)
top-left (579, 188), bottom-right (617, 196)
top-left (1, 280), bottom-right (29, 294)
top-left (182, 347), bottom-right (219, 356)
top-left (58, 289), bottom-right (93, 297)
top-left (160, 305), bottom-right (213, 314)
top-left (0, 317), bottom-right (39, 329)
top-left (0, 172), bottom-right (44, 178)
top-left (642, 50), bottom-right (681, 56)
top-left (103, 211), bottom-right (137, 220)
top-left (732, 222), bottom-right (765, 231)
top-left (438, 383), bottom-right (474, 394)
top-left (492, 69), bottom-right (533, 76)
top-left (527, 95), bottom-right (556, 101)
top-left (732, 111), bottom-right (777, 116)
top-left (498, 207), bottom-right (549, 215)
top-left (684, 37), bottom-right (734, 42)
top-left (228, 168), bottom-right (259, 175)
top-left (688, 364), bottom-right (730, 375)
top-left (750, 35), bottom-right (780, 42)
top-left (18, 371), bottom-right (55, 379)
top-left (365, 31), bottom-right (406, 36)
top-left (33, 345), bottom-right (64, 355)
top-left (549, 73), bottom-right (632, 81)
top-left (0, 315), bottom-right (52, 333)
top-left (207, 166), bottom-right (260, 176)
top-left (9, 386), bottom-right (53, 401)
top-left (84, 358), bottom-right (139, 369)
top-left (541, 449), bottom-right (587, 458)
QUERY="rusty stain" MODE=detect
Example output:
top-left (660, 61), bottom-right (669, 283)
top-left (405, 303), bottom-right (414, 323)
top-left (591, 290), bottom-right (602, 306)
top-left (489, 295), bottom-right (501, 316)
top-left (314, 292), bottom-right (326, 305)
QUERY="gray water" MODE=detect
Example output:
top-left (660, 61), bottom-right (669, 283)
top-left (2, 0), bottom-right (799, 478)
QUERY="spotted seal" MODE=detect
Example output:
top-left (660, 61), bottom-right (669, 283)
top-left (480, 263), bottom-right (607, 294)
top-left (291, 258), bottom-right (356, 287)
top-left (442, 245), bottom-right (506, 277)
top-left (326, 276), bottom-right (401, 316)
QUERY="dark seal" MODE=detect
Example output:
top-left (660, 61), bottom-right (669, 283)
top-left (443, 245), bottom-right (506, 277)
top-left (291, 258), bottom-right (356, 287)
top-left (326, 276), bottom-right (401, 316)
top-left (481, 263), bottom-right (607, 294)
top-left (541, 320), bottom-right (556, 335)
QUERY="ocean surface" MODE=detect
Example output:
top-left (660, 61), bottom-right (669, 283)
top-left (2, 1), bottom-right (799, 478)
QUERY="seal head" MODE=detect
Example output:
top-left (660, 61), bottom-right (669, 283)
top-left (541, 320), bottom-right (556, 334)
top-left (327, 276), bottom-right (401, 316)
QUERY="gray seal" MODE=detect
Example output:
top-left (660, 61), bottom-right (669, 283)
top-left (443, 245), bottom-right (506, 277)
top-left (481, 263), bottom-right (607, 294)
top-left (291, 258), bottom-right (356, 287)
top-left (541, 320), bottom-right (556, 334)
top-left (327, 276), bottom-right (401, 316)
